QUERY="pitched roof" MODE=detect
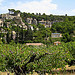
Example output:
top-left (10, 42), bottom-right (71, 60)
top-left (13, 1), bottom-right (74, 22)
top-left (26, 43), bottom-right (43, 46)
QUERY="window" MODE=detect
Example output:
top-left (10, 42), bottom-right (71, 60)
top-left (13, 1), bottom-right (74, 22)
top-left (56, 43), bottom-right (58, 45)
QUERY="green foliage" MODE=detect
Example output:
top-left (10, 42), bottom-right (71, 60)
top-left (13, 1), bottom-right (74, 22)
top-left (5, 19), bottom-right (12, 22)
top-left (61, 33), bottom-right (74, 42)
top-left (64, 17), bottom-right (69, 22)
top-left (9, 40), bottom-right (16, 45)
top-left (52, 38), bottom-right (62, 43)
top-left (51, 21), bottom-right (75, 34)
top-left (25, 29), bottom-right (33, 41)
top-left (0, 42), bottom-right (74, 74)
top-left (21, 12), bottom-right (65, 21)
top-left (0, 38), bottom-right (3, 44)
top-left (2, 38), bottom-right (6, 44)
top-left (66, 42), bottom-right (75, 58)
top-left (0, 33), bottom-right (5, 37)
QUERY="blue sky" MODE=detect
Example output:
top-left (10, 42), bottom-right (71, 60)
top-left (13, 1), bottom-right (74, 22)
top-left (0, 0), bottom-right (75, 16)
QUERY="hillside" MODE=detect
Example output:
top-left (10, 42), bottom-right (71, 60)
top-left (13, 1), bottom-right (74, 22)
top-left (0, 9), bottom-right (75, 44)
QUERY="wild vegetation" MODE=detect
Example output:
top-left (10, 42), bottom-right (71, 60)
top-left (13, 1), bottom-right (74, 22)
top-left (0, 40), bottom-right (75, 75)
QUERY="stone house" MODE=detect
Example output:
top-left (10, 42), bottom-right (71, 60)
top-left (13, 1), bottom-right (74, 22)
top-left (23, 25), bottom-right (27, 30)
top-left (28, 25), bottom-right (34, 31)
top-left (7, 22), bottom-right (11, 28)
top-left (51, 33), bottom-right (62, 38)
top-left (9, 9), bottom-right (21, 17)
top-left (26, 18), bottom-right (33, 24)
top-left (32, 19), bottom-right (37, 25)
top-left (39, 19), bottom-right (52, 28)
top-left (25, 43), bottom-right (44, 46)
top-left (0, 28), bottom-right (7, 42)
top-left (39, 19), bottom-right (46, 25)
top-left (26, 18), bottom-right (37, 25)
top-left (2, 14), bottom-right (16, 20)
top-left (54, 41), bottom-right (61, 46)
top-left (2, 9), bottom-right (21, 20)
top-left (9, 10), bottom-right (14, 15)
top-left (12, 31), bottom-right (16, 40)
top-left (20, 18), bottom-right (27, 30)
top-left (45, 21), bottom-right (52, 28)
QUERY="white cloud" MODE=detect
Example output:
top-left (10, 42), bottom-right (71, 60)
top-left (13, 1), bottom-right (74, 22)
top-left (50, 9), bottom-right (75, 16)
top-left (0, 0), bottom-right (75, 16)
top-left (7, 0), bottom-right (57, 15)
top-left (72, 9), bottom-right (75, 13)
top-left (0, 0), bottom-right (3, 3)
top-left (0, 0), bottom-right (4, 5)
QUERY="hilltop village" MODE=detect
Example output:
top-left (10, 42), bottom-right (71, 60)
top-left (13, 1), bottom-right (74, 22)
top-left (0, 9), bottom-right (75, 44)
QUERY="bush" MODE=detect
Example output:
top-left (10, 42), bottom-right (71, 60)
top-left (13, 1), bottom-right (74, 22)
top-left (0, 42), bottom-right (74, 74)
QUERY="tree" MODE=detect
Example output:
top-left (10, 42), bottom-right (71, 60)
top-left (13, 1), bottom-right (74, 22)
top-left (8, 9), bottom-right (15, 12)
top-left (15, 25), bottom-right (19, 43)
top-left (64, 17), bottom-right (69, 22)
top-left (6, 30), bottom-right (11, 43)
top-left (36, 13), bottom-right (39, 16)
top-left (0, 38), bottom-right (3, 44)
top-left (39, 13), bottom-right (41, 16)
top-left (51, 21), bottom-right (75, 34)
top-left (65, 14), bottom-right (67, 16)
top-left (61, 33), bottom-right (74, 42)
top-left (25, 29), bottom-right (33, 41)
top-left (42, 13), bottom-right (46, 16)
